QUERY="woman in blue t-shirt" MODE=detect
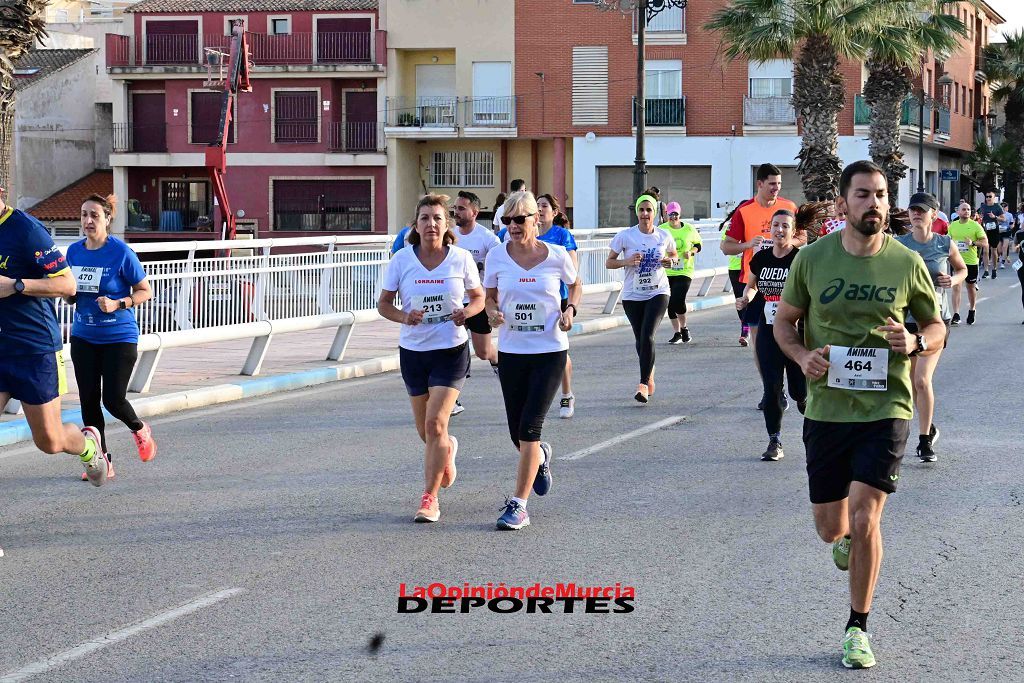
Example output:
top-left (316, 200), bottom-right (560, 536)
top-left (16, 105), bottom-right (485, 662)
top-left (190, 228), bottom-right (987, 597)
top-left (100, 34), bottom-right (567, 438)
top-left (66, 194), bottom-right (157, 479)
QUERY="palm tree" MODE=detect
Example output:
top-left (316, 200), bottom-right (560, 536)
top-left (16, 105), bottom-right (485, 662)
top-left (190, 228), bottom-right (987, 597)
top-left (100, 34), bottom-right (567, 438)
top-left (0, 0), bottom-right (48, 190)
top-left (964, 137), bottom-right (1019, 199)
top-left (983, 29), bottom-right (1024, 208)
top-left (707, 0), bottom-right (894, 200)
top-left (862, 2), bottom-right (965, 206)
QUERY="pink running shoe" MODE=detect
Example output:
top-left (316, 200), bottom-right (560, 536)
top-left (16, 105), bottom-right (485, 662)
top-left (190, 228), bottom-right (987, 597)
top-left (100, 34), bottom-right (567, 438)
top-left (414, 492), bottom-right (440, 523)
top-left (133, 422), bottom-right (157, 462)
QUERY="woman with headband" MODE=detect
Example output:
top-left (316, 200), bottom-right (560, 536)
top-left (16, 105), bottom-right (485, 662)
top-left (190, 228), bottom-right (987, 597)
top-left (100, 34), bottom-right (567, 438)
top-left (606, 194), bottom-right (678, 403)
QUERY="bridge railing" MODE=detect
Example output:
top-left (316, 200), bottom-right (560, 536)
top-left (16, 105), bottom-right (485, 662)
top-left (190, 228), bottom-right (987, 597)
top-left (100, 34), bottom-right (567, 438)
top-left (40, 226), bottom-right (731, 399)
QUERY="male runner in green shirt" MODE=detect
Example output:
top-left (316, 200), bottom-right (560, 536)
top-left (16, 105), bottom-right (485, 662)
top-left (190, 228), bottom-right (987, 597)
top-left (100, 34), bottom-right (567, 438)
top-left (774, 160), bottom-right (944, 670)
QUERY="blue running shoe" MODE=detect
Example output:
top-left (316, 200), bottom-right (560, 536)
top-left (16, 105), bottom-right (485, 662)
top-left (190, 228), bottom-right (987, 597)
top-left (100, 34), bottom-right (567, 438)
top-left (496, 498), bottom-right (530, 530)
top-left (533, 442), bottom-right (552, 496)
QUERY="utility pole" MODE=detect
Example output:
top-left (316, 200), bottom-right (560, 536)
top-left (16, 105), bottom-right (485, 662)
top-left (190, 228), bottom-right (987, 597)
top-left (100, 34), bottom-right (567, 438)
top-left (633, 0), bottom-right (648, 224)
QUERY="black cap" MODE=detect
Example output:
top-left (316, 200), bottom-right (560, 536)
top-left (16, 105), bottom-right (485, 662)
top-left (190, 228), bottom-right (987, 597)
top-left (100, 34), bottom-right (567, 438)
top-left (908, 192), bottom-right (939, 211)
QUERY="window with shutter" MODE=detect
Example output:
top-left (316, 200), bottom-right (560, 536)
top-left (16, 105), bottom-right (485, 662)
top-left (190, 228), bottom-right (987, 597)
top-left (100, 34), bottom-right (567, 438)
top-left (274, 90), bottom-right (319, 143)
top-left (572, 46), bottom-right (608, 126)
top-left (191, 91), bottom-right (235, 144)
top-left (272, 179), bottom-right (372, 231)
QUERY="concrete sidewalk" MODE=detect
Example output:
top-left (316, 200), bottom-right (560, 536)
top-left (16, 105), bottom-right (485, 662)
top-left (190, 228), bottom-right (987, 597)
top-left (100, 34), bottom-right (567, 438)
top-left (0, 289), bottom-right (734, 446)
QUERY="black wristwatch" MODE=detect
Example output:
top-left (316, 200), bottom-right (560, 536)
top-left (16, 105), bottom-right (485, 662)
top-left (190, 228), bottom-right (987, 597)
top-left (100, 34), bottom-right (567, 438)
top-left (909, 333), bottom-right (927, 357)
top-left (565, 303), bottom-right (578, 316)
top-left (118, 298), bottom-right (128, 310)
top-left (13, 278), bottom-right (25, 294)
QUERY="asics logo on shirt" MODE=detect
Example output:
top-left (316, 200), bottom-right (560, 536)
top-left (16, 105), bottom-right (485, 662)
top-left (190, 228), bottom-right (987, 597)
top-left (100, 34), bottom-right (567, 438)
top-left (819, 278), bottom-right (897, 304)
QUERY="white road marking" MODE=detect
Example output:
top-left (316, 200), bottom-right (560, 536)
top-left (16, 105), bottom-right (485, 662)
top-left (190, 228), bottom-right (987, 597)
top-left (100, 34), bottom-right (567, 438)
top-left (561, 415), bottom-right (687, 461)
top-left (978, 297), bottom-right (990, 303)
top-left (0, 588), bottom-right (245, 682)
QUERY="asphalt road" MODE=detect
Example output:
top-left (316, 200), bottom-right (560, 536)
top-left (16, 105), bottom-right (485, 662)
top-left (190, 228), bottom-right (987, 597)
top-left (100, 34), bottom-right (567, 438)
top-left (1, 273), bottom-right (1022, 682)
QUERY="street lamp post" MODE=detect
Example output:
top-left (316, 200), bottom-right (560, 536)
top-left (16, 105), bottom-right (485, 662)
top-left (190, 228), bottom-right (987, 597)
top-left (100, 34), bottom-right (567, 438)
top-left (627, 0), bottom-right (687, 222)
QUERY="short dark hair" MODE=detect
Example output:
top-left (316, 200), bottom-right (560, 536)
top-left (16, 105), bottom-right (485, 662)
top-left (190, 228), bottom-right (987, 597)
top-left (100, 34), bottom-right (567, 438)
top-left (838, 160), bottom-right (886, 198)
top-left (510, 179), bottom-right (526, 192)
top-left (457, 190), bottom-right (480, 209)
top-left (756, 164), bottom-right (782, 182)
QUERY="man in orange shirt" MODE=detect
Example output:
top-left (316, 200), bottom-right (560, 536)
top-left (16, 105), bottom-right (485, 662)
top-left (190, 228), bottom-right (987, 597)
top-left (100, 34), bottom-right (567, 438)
top-left (721, 163), bottom-right (798, 409)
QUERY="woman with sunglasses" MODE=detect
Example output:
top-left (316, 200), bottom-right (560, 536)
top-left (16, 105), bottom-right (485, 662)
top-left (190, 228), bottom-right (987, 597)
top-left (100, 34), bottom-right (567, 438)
top-left (484, 191), bottom-right (581, 530)
top-left (606, 194), bottom-right (678, 403)
top-left (660, 201), bottom-right (702, 344)
top-left (378, 194), bottom-right (485, 524)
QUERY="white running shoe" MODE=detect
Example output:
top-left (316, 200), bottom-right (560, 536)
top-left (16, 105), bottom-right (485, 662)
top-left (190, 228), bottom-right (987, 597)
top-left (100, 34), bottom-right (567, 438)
top-left (559, 395), bottom-right (575, 419)
top-left (80, 427), bottom-right (108, 487)
top-left (450, 399), bottom-right (465, 416)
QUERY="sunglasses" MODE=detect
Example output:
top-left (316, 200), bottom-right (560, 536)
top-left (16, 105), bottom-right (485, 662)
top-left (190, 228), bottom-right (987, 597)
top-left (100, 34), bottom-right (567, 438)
top-left (500, 213), bottom-right (535, 225)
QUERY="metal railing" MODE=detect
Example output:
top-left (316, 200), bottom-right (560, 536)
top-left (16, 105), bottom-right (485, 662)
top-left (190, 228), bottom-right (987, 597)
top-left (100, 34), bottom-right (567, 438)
top-left (936, 106), bottom-right (951, 136)
top-left (112, 122), bottom-right (167, 153)
top-left (854, 94), bottom-right (934, 129)
top-left (327, 121), bottom-right (385, 152)
top-left (106, 31), bottom-right (374, 68)
top-left (743, 96), bottom-right (796, 125)
top-left (463, 96), bottom-right (517, 127)
top-left (28, 227), bottom-right (731, 406)
top-left (632, 97), bottom-right (686, 126)
top-left (386, 96), bottom-right (459, 127)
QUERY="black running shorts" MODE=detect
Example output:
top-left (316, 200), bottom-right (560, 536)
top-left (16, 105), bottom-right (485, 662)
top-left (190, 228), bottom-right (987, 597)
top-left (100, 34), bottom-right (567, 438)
top-left (464, 309), bottom-right (491, 336)
top-left (399, 343), bottom-right (470, 397)
top-left (803, 418), bottom-right (910, 504)
top-left (965, 264), bottom-right (979, 283)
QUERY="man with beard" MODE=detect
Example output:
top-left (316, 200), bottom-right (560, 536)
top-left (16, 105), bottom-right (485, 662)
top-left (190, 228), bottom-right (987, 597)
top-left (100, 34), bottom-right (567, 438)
top-left (773, 161), bottom-right (944, 670)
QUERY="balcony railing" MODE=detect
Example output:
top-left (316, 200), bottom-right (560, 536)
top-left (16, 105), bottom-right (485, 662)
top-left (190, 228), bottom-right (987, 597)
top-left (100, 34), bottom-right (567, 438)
top-left (112, 122), bottom-right (167, 153)
top-left (327, 121), bottom-right (385, 152)
top-left (936, 106), bottom-right (951, 136)
top-left (633, 5), bottom-right (685, 32)
top-left (743, 96), bottom-right (796, 125)
top-left (463, 96), bottom-right (517, 127)
top-left (854, 94), bottom-right (934, 129)
top-left (632, 96), bottom-right (686, 127)
top-left (385, 96), bottom-right (459, 127)
top-left (106, 31), bottom-right (374, 68)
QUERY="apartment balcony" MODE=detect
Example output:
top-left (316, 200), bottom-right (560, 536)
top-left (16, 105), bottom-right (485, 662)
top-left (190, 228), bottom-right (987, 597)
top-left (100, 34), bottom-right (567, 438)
top-left (123, 200), bottom-right (211, 233)
top-left (632, 97), bottom-right (686, 132)
top-left (743, 96), bottom-right (796, 131)
top-left (106, 31), bottom-right (383, 75)
top-left (854, 94), bottom-right (936, 142)
top-left (327, 121), bottom-right (386, 153)
top-left (935, 105), bottom-right (951, 138)
top-left (112, 122), bottom-right (166, 154)
top-left (383, 96), bottom-right (518, 138)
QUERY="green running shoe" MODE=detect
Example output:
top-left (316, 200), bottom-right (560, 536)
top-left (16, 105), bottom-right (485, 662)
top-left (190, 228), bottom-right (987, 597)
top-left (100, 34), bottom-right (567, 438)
top-left (832, 535), bottom-right (851, 571)
top-left (842, 627), bottom-right (876, 669)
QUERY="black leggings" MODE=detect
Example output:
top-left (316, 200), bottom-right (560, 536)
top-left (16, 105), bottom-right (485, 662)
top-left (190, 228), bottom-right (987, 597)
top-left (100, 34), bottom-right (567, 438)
top-left (497, 350), bottom-right (567, 448)
top-left (729, 269), bottom-right (745, 323)
top-left (1018, 264), bottom-right (1024, 311)
top-left (622, 295), bottom-right (669, 383)
top-left (667, 275), bottom-right (693, 319)
top-left (755, 324), bottom-right (806, 435)
top-left (70, 337), bottom-right (144, 454)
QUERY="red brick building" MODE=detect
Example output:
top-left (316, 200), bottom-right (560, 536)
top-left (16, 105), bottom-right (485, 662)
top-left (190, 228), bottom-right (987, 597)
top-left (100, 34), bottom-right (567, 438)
top-left (106, 0), bottom-right (387, 240)
top-left (515, 0), bottom-right (1005, 226)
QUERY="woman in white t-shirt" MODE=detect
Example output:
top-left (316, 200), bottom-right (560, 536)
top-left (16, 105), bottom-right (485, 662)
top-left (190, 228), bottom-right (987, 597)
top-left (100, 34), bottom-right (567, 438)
top-left (483, 190), bottom-right (580, 531)
top-left (606, 194), bottom-right (677, 403)
top-left (378, 194), bottom-right (485, 524)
